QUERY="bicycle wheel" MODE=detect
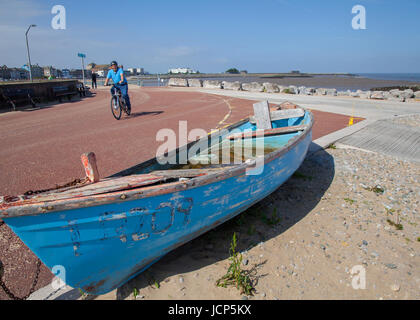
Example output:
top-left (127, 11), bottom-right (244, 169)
top-left (122, 99), bottom-right (131, 115)
top-left (111, 95), bottom-right (122, 120)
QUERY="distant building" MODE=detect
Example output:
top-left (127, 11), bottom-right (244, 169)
top-left (62, 69), bottom-right (70, 78)
top-left (31, 64), bottom-right (44, 79)
top-left (95, 70), bottom-right (106, 77)
top-left (168, 67), bottom-right (197, 74)
top-left (9, 68), bottom-right (29, 80)
top-left (43, 66), bottom-right (59, 78)
top-left (0, 66), bottom-right (29, 80)
top-left (0, 65), bottom-right (11, 80)
top-left (291, 70), bottom-right (300, 74)
top-left (127, 67), bottom-right (145, 75)
top-left (69, 69), bottom-right (92, 79)
top-left (90, 64), bottom-right (110, 78)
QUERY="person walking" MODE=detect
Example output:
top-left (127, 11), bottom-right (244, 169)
top-left (91, 72), bottom-right (97, 89)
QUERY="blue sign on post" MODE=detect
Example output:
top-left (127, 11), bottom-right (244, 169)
top-left (77, 53), bottom-right (87, 85)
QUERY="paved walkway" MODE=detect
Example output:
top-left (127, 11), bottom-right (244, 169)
top-left (338, 116), bottom-right (420, 163)
top-left (175, 87), bottom-right (420, 120)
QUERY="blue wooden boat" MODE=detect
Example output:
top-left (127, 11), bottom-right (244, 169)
top-left (0, 102), bottom-right (313, 295)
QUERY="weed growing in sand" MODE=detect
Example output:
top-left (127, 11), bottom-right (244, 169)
top-left (386, 219), bottom-right (403, 230)
top-left (363, 185), bottom-right (385, 194)
top-left (235, 213), bottom-right (246, 227)
top-left (216, 233), bottom-right (255, 296)
top-left (385, 207), bottom-right (396, 215)
top-left (247, 225), bottom-right (256, 236)
top-left (262, 208), bottom-right (282, 226)
top-left (133, 288), bottom-right (139, 299)
top-left (417, 237), bottom-right (420, 242)
top-left (328, 144), bottom-right (337, 149)
top-left (292, 171), bottom-right (313, 181)
top-left (344, 198), bottom-right (356, 204)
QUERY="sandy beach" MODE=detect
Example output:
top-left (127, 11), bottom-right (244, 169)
top-left (94, 143), bottom-right (419, 300)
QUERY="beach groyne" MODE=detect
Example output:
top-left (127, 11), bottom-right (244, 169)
top-left (168, 79), bottom-right (420, 102)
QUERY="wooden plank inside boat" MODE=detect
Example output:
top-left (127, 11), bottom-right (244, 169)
top-left (253, 101), bottom-right (272, 130)
top-left (249, 108), bottom-right (305, 124)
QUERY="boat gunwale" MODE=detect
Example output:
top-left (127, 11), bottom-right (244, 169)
top-left (0, 109), bottom-right (314, 219)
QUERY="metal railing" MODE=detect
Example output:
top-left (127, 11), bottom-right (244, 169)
top-left (96, 77), bottom-right (168, 88)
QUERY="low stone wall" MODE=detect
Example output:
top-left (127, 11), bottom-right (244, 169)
top-left (187, 79), bottom-right (202, 87)
top-left (168, 78), bottom-right (188, 87)
top-left (222, 81), bottom-right (241, 91)
top-left (0, 79), bottom-right (80, 109)
top-left (242, 82), bottom-right (264, 92)
top-left (202, 80), bottom-right (222, 89)
top-left (167, 78), bottom-right (420, 102)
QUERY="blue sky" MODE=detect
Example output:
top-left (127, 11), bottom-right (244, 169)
top-left (1, 0), bottom-right (419, 73)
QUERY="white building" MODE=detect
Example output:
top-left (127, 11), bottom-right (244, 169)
top-left (127, 67), bottom-right (144, 75)
top-left (96, 70), bottom-right (107, 77)
top-left (168, 67), bottom-right (197, 74)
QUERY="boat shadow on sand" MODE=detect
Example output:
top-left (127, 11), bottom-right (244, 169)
top-left (110, 146), bottom-right (335, 300)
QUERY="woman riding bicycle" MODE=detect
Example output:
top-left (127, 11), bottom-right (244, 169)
top-left (104, 61), bottom-right (131, 113)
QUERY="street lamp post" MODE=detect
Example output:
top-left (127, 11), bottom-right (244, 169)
top-left (25, 24), bottom-right (36, 82)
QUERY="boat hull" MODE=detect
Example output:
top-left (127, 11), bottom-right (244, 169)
top-left (3, 129), bottom-right (312, 295)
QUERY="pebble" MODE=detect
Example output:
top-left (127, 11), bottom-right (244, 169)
top-left (390, 284), bottom-right (400, 292)
top-left (242, 259), bottom-right (249, 266)
top-left (385, 263), bottom-right (397, 269)
top-left (179, 276), bottom-right (184, 283)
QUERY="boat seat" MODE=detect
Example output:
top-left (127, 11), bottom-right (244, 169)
top-left (226, 125), bottom-right (307, 140)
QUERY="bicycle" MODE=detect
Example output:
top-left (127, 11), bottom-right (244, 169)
top-left (109, 84), bottom-right (131, 120)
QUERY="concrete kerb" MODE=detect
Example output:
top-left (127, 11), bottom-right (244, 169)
top-left (28, 284), bottom-right (81, 300)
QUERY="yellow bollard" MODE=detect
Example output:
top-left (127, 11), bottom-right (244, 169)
top-left (348, 117), bottom-right (354, 126)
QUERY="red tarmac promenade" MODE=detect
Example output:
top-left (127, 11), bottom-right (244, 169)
top-left (0, 86), bottom-right (361, 299)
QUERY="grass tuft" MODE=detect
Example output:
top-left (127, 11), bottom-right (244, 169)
top-left (344, 198), bottom-right (356, 204)
top-left (386, 219), bottom-right (403, 230)
top-left (216, 233), bottom-right (255, 296)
